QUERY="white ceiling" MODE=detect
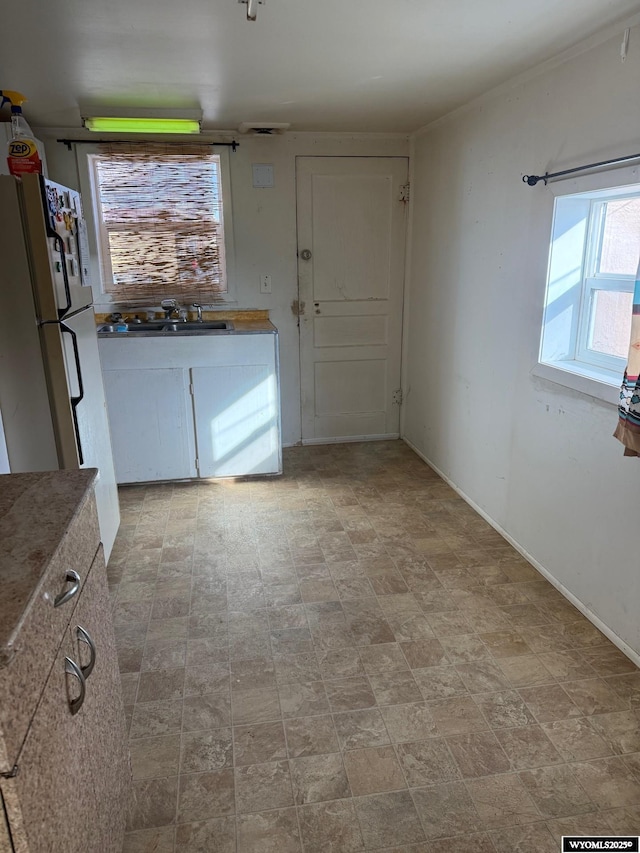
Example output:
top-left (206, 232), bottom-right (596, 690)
top-left (2, 0), bottom-right (639, 133)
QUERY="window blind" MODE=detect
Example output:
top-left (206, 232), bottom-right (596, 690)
top-left (91, 143), bottom-right (227, 301)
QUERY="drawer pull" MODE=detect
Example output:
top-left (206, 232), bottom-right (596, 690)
top-left (76, 625), bottom-right (96, 680)
top-left (54, 570), bottom-right (81, 608)
top-left (64, 657), bottom-right (86, 715)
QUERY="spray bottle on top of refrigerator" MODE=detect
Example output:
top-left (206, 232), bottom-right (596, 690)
top-left (0, 90), bottom-right (42, 176)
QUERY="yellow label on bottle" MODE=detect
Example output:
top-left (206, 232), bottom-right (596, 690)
top-left (8, 138), bottom-right (37, 158)
top-left (7, 137), bottom-right (42, 175)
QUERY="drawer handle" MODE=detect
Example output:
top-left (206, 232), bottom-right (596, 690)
top-left (76, 625), bottom-right (96, 680)
top-left (64, 657), bottom-right (86, 715)
top-left (54, 570), bottom-right (81, 608)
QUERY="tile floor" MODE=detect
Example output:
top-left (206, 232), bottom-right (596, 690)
top-left (110, 441), bottom-right (640, 852)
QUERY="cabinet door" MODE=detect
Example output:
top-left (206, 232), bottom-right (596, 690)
top-left (0, 792), bottom-right (14, 853)
top-left (102, 367), bottom-right (197, 483)
top-left (192, 363), bottom-right (280, 477)
top-left (69, 547), bottom-right (130, 853)
top-left (10, 632), bottom-right (96, 853)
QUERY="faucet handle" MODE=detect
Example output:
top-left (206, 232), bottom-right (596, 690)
top-left (192, 302), bottom-right (203, 321)
top-left (161, 298), bottom-right (178, 310)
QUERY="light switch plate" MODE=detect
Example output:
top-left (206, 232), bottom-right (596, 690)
top-left (252, 163), bottom-right (274, 188)
top-left (260, 274), bottom-right (272, 294)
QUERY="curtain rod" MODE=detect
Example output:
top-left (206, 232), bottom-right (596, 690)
top-left (523, 151), bottom-right (640, 187)
top-left (57, 138), bottom-right (239, 152)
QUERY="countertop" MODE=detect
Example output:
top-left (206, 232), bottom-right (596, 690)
top-left (0, 469), bottom-right (97, 661)
top-left (230, 318), bottom-right (277, 332)
top-left (95, 308), bottom-right (277, 334)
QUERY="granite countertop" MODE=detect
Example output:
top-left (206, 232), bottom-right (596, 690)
top-left (0, 469), bottom-right (97, 661)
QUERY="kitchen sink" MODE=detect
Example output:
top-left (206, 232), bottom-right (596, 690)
top-left (97, 320), bottom-right (234, 336)
top-left (163, 321), bottom-right (233, 331)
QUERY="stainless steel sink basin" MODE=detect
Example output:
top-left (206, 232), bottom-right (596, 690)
top-left (97, 320), bottom-right (234, 336)
top-left (163, 321), bottom-right (232, 331)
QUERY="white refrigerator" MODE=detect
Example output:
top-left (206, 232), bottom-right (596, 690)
top-left (0, 173), bottom-right (120, 559)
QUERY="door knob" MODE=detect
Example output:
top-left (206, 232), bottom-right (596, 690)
top-left (299, 249), bottom-right (312, 261)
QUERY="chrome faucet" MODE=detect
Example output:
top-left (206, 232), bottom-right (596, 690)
top-left (160, 298), bottom-right (180, 320)
top-left (192, 302), bottom-right (203, 322)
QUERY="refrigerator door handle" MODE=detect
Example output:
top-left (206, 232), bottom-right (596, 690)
top-left (60, 321), bottom-right (85, 465)
top-left (52, 232), bottom-right (72, 318)
top-left (38, 176), bottom-right (73, 318)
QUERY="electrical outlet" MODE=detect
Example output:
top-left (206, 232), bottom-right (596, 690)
top-left (260, 274), bottom-right (272, 294)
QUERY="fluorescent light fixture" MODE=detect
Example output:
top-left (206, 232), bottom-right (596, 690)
top-left (84, 117), bottom-right (201, 134)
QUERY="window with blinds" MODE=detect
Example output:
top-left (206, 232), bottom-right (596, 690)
top-left (88, 144), bottom-right (228, 301)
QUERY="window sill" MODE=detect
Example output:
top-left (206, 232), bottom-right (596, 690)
top-left (532, 361), bottom-right (621, 406)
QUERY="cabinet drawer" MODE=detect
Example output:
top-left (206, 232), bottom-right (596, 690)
top-left (1, 626), bottom-right (94, 853)
top-left (0, 491), bottom-right (100, 772)
top-left (67, 545), bottom-right (130, 851)
top-left (0, 792), bottom-right (12, 853)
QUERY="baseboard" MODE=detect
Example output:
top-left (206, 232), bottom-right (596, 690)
top-left (403, 437), bottom-right (640, 668)
top-left (302, 433), bottom-right (400, 446)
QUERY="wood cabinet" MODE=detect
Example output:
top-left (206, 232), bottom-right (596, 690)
top-left (0, 472), bottom-right (130, 853)
top-left (6, 623), bottom-right (96, 853)
top-left (66, 547), bottom-right (130, 852)
top-left (0, 806), bottom-right (11, 852)
top-left (100, 331), bottom-right (281, 483)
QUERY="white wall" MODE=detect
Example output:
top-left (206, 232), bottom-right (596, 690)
top-left (404, 25), bottom-right (640, 656)
top-left (43, 132), bottom-right (408, 446)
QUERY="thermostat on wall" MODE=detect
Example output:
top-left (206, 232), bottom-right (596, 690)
top-left (252, 163), bottom-right (274, 188)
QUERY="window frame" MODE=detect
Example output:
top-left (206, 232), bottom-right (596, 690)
top-left (574, 197), bottom-right (637, 373)
top-left (535, 164), bottom-right (640, 405)
top-left (76, 144), bottom-right (236, 309)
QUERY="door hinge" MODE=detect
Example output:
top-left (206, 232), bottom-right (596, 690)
top-left (399, 183), bottom-right (410, 203)
top-left (393, 388), bottom-right (403, 405)
top-left (195, 457), bottom-right (199, 470)
top-left (189, 383), bottom-right (194, 396)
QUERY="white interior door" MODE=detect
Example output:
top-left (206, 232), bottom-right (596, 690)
top-left (296, 156), bottom-right (409, 443)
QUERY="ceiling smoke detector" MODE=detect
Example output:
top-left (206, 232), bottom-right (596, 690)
top-left (238, 122), bottom-right (290, 135)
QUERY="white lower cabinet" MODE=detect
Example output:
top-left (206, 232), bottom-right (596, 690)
top-left (191, 362), bottom-right (280, 478)
top-left (102, 367), bottom-right (197, 483)
top-left (99, 332), bottom-right (281, 483)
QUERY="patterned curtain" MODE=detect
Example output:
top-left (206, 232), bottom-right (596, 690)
top-left (91, 144), bottom-right (227, 302)
top-left (614, 259), bottom-right (640, 456)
